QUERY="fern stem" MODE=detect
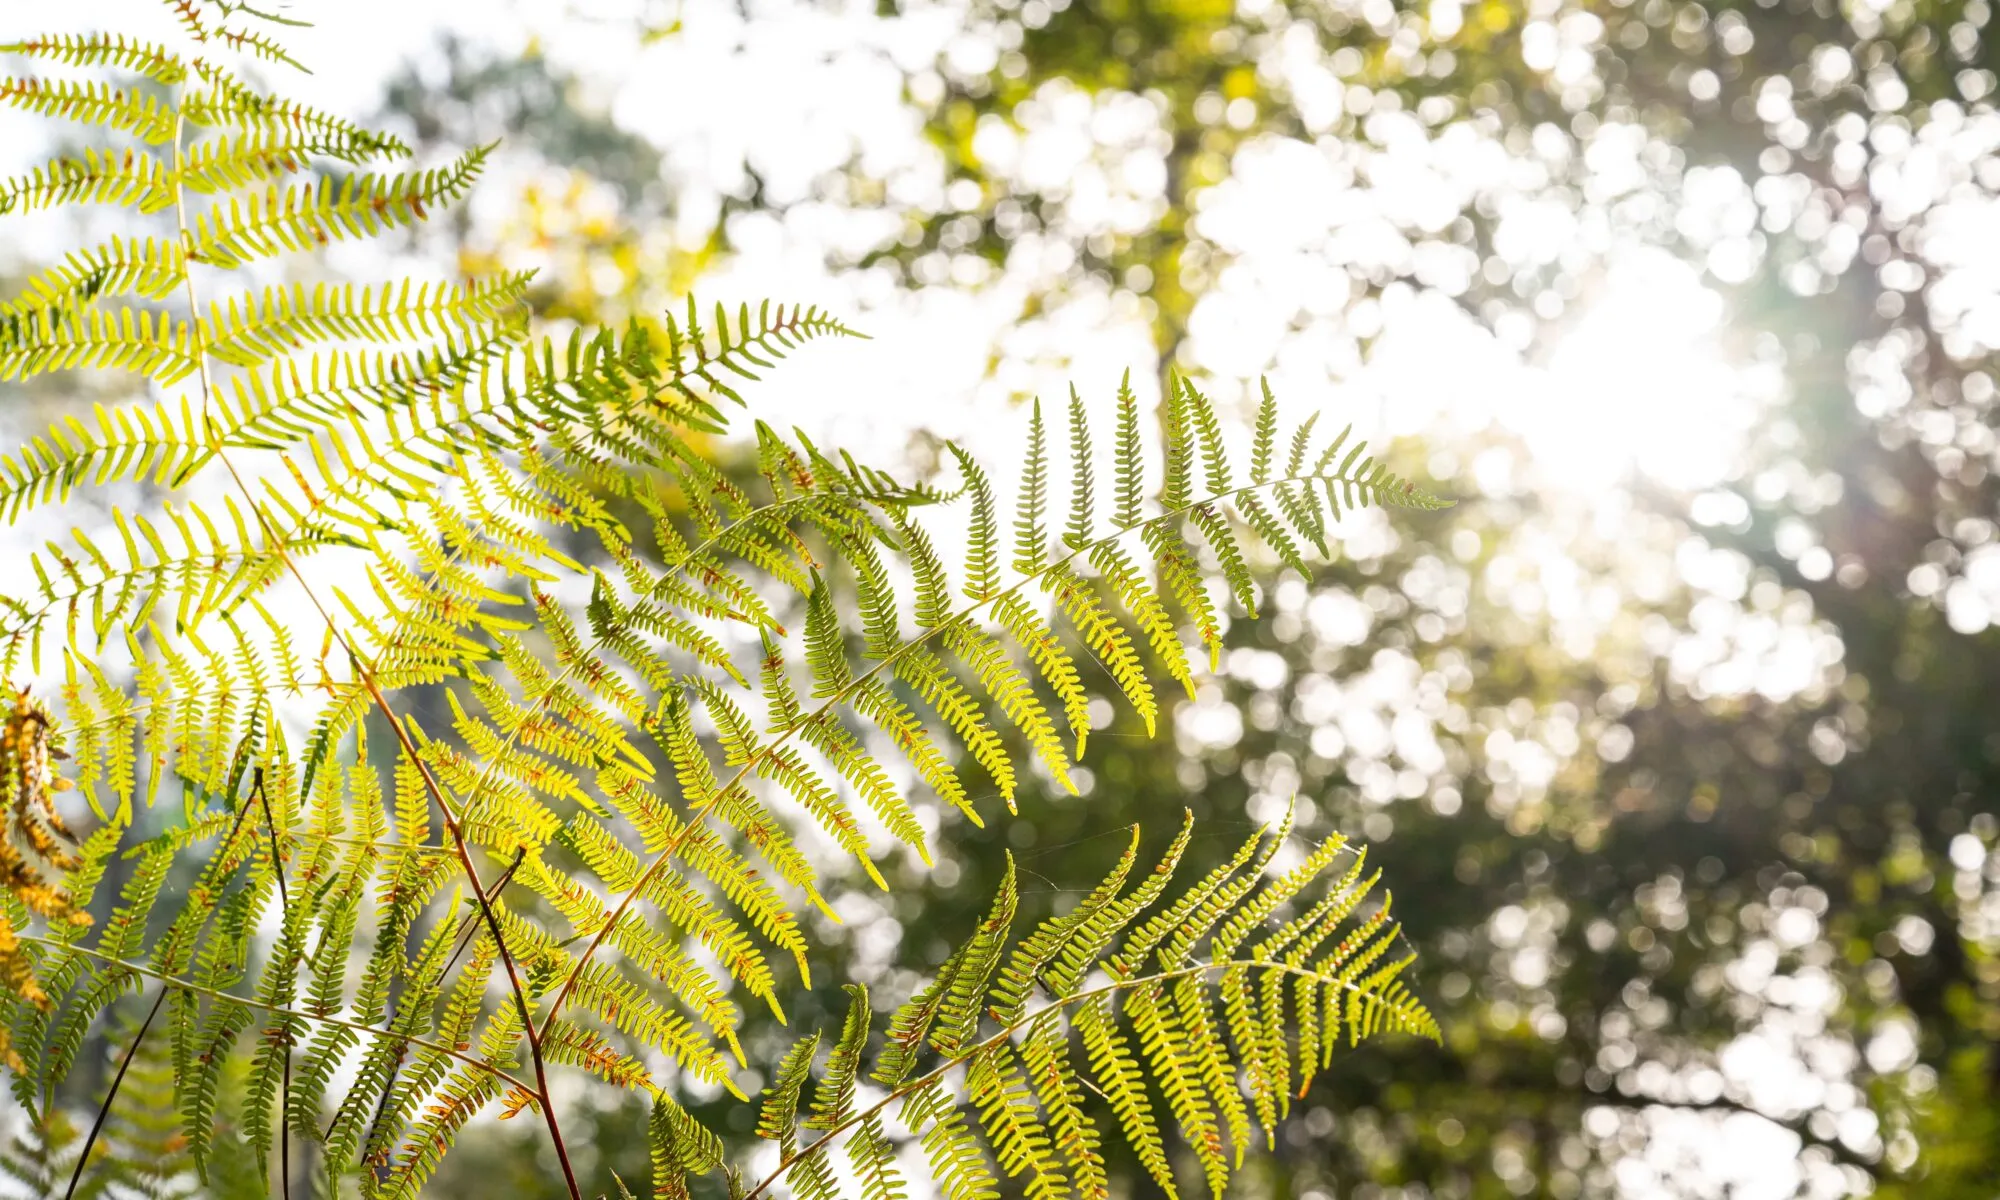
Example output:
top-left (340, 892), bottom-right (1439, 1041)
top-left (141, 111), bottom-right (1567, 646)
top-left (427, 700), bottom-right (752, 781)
top-left (356, 673), bottom-right (586, 1200)
top-left (738, 956), bottom-right (1413, 1200)
top-left (537, 464), bottom-right (1385, 1045)
top-left (62, 986), bottom-right (167, 1200)
top-left (253, 773), bottom-right (293, 1200)
top-left (16, 935), bottom-right (541, 1096)
top-left (443, 844), bottom-right (527, 976)
top-left (162, 85), bottom-right (582, 1199)
top-left (288, 831), bottom-right (453, 858)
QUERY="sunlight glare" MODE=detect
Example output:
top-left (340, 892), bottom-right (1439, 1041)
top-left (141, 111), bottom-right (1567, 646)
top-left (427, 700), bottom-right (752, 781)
top-left (1521, 251), bottom-right (1752, 492)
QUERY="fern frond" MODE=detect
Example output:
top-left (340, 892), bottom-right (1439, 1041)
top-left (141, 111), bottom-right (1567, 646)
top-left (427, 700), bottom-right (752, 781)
top-left (0, 236), bottom-right (186, 326)
top-left (199, 274), bottom-right (534, 368)
top-left (184, 145), bottom-right (490, 268)
top-left (0, 148), bottom-right (175, 217)
top-left (0, 8), bottom-right (1450, 1191)
top-left (649, 1093), bottom-right (724, 1200)
top-left (1014, 399), bottom-right (1051, 576)
top-left (1, 500), bottom-right (330, 676)
top-left (177, 129), bottom-right (388, 194)
top-left (211, 23), bottom-right (308, 73)
top-left (662, 298), bottom-right (864, 409)
top-left (720, 818), bottom-right (1436, 1200)
top-left (563, 383), bottom-right (1441, 932)
top-left (182, 66), bottom-right (411, 160)
top-left (0, 304), bottom-right (200, 385)
top-left (0, 77), bottom-right (176, 143)
top-left (1, 33), bottom-right (186, 84)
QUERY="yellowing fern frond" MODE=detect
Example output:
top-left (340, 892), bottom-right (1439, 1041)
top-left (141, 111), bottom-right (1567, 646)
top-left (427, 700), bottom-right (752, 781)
top-left (729, 815), bottom-right (1436, 1200)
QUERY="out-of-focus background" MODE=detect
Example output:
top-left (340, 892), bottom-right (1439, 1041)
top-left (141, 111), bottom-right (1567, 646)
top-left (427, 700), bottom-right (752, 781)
top-left (6, 0), bottom-right (2000, 1196)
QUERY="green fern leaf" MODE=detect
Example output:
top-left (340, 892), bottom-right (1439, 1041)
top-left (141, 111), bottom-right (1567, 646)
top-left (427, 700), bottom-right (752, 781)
top-left (200, 274), bottom-right (531, 368)
top-left (0, 235), bottom-right (185, 322)
top-left (741, 814), bottom-right (1433, 1200)
top-left (185, 145), bottom-right (490, 268)
top-left (0, 33), bottom-right (185, 84)
top-left (0, 305), bottom-right (200, 385)
top-left (1014, 399), bottom-right (1051, 576)
top-left (649, 1093), bottom-right (724, 1199)
top-left (0, 77), bottom-right (175, 143)
top-left (1113, 371), bottom-right (1144, 527)
top-left (1063, 387), bottom-right (1096, 551)
top-left (0, 148), bottom-right (174, 216)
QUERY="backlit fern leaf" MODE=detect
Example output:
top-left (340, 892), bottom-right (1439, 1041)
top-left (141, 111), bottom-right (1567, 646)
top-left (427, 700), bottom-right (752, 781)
top-left (0, 147), bottom-right (175, 217)
top-left (0, 77), bottom-right (176, 143)
top-left (0, 304), bottom-right (201, 385)
top-left (200, 275), bottom-right (534, 369)
top-left (0, 235), bottom-right (185, 323)
top-left (184, 146), bottom-right (492, 269)
top-left (0, 33), bottom-right (186, 85)
top-left (181, 67), bottom-right (410, 161)
top-left (732, 815), bottom-right (1437, 1200)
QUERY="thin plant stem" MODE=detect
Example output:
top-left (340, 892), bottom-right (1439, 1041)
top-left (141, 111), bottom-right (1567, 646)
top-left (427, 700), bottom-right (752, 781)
top-left (63, 987), bottom-right (167, 1200)
top-left (444, 845), bottom-right (527, 976)
top-left (253, 773), bottom-right (293, 1200)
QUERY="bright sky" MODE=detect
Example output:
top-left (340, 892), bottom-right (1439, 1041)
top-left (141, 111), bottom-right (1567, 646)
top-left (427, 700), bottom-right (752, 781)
top-left (0, 0), bottom-right (1792, 488)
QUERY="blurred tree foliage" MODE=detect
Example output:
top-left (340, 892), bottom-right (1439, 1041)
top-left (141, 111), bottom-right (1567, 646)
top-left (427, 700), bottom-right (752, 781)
top-left (850, 0), bottom-right (2000, 1196)
top-left (372, 0), bottom-right (2000, 1195)
top-left (378, 35), bottom-right (713, 325)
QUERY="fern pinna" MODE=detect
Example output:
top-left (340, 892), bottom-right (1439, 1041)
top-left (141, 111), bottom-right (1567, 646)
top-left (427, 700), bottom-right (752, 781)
top-left (0, 4), bottom-right (1447, 1198)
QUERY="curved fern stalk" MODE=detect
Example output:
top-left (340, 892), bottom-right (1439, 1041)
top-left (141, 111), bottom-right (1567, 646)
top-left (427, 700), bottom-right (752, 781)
top-left (707, 812), bottom-right (1436, 1200)
top-left (61, 986), bottom-right (164, 1200)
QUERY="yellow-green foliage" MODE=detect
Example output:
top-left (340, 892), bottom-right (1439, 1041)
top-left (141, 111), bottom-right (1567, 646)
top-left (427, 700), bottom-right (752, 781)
top-left (740, 813), bottom-right (1436, 1200)
top-left (0, 3), bottom-right (1444, 1197)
